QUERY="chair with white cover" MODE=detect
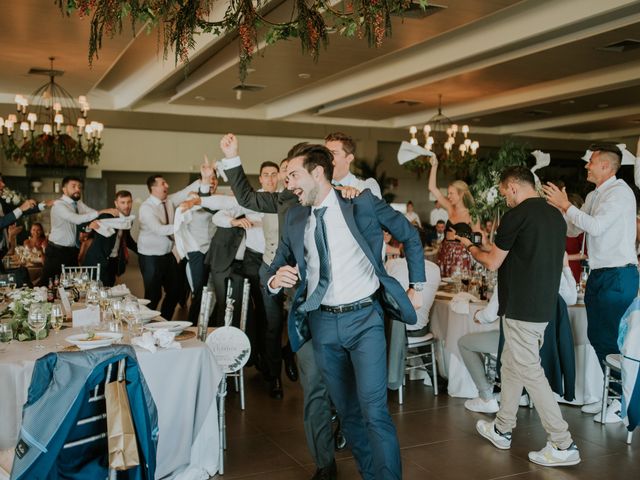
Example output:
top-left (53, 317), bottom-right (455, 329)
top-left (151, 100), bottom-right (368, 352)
top-left (398, 331), bottom-right (438, 404)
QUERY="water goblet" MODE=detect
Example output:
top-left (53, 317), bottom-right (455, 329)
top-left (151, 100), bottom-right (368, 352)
top-left (0, 322), bottom-right (12, 353)
top-left (27, 303), bottom-right (47, 350)
top-left (50, 303), bottom-right (64, 348)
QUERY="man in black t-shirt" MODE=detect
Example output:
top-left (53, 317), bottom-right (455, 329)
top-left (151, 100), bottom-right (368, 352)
top-left (457, 166), bottom-right (580, 468)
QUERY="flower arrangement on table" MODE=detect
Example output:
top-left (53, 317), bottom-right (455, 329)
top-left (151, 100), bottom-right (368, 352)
top-left (0, 287), bottom-right (51, 341)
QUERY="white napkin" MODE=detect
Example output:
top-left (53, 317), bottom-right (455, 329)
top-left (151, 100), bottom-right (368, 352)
top-left (450, 292), bottom-right (480, 315)
top-left (109, 285), bottom-right (130, 297)
top-left (397, 141), bottom-right (436, 165)
top-left (95, 215), bottom-right (136, 238)
top-left (173, 206), bottom-right (202, 260)
top-left (131, 330), bottom-right (181, 353)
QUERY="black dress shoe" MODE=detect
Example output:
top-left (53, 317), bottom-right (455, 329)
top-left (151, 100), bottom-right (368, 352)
top-left (269, 377), bottom-right (283, 399)
top-left (282, 344), bottom-right (299, 382)
top-left (311, 460), bottom-right (337, 480)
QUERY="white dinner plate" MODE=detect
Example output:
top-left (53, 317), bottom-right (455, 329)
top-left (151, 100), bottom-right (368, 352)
top-left (137, 299), bottom-right (151, 306)
top-left (441, 277), bottom-right (454, 283)
top-left (144, 321), bottom-right (192, 334)
top-left (66, 332), bottom-right (123, 350)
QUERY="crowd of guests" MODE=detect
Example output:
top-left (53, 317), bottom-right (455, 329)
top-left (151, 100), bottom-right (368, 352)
top-left (1, 135), bottom-right (639, 479)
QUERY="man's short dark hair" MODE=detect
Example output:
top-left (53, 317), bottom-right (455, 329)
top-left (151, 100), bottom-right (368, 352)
top-left (146, 175), bottom-right (164, 192)
top-left (436, 220), bottom-right (446, 226)
top-left (499, 166), bottom-right (535, 188)
top-left (295, 144), bottom-right (334, 182)
top-left (589, 143), bottom-right (622, 171)
top-left (259, 161), bottom-right (279, 174)
top-left (325, 132), bottom-right (356, 156)
top-left (287, 142), bottom-right (309, 160)
top-left (62, 176), bottom-right (83, 188)
top-left (115, 190), bottom-right (132, 200)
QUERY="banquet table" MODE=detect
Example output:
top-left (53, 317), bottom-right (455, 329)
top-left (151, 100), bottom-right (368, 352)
top-left (0, 325), bottom-right (223, 479)
top-left (429, 294), bottom-right (604, 404)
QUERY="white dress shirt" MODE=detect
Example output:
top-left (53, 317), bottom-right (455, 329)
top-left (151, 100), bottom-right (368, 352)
top-left (565, 176), bottom-right (637, 269)
top-left (304, 189), bottom-right (379, 306)
top-left (430, 207), bottom-right (449, 226)
top-left (386, 258), bottom-right (440, 331)
top-left (138, 181), bottom-right (203, 256)
top-left (212, 205), bottom-right (265, 258)
top-left (48, 196), bottom-right (98, 247)
top-left (404, 211), bottom-right (422, 228)
top-left (333, 172), bottom-right (382, 199)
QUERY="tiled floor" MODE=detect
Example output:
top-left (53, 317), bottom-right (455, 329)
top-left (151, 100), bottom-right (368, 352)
top-left (216, 372), bottom-right (638, 479)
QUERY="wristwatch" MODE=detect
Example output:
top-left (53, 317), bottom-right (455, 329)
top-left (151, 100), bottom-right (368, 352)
top-left (409, 282), bottom-right (425, 292)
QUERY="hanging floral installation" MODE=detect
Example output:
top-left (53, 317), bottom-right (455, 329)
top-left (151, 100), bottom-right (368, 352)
top-left (57, 0), bottom-right (427, 82)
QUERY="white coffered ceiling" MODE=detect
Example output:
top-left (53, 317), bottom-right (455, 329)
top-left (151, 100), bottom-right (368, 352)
top-left (1, 0), bottom-right (640, 143)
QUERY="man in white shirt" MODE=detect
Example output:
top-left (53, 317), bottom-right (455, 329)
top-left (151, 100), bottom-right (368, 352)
top-left (429, 200), bottom-right (448, 226)
top-left (137, 173), bottom-right (206, 320)
top-left (544, 143), bottom-right (638, 422)
top-left (325, 132), bottom-right (382, 199)
top-left (41, 176), bottom-right (118, 286)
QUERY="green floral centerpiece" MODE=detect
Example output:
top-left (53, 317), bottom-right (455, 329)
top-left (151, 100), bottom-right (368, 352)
top-left (0, 288), bottom-right (51, 341)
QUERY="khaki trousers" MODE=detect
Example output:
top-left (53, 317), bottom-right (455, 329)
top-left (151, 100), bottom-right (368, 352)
top-left (495, 317), bottom-right (573, 449)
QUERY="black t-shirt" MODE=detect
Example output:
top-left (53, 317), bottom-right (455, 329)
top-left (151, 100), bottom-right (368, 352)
top-left (495, 197), bottom-right (566, 323)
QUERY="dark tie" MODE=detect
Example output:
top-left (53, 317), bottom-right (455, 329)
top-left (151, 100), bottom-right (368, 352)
top-left (162, 201), bottom-right (170, 224)
top-left (299, 207), bottom-right (330, 313)
top-left (73, 201), bottom-right (80, 248)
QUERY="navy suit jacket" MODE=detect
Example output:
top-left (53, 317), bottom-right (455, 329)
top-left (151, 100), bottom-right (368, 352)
top-left (263, 189), bottom-right (426, 352)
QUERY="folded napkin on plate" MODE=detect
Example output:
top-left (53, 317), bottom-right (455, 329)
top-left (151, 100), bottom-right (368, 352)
top-left (109, 285), bottom-right (130, 297)
top-left (450, 292), bottom-right (480, 315)
top-left (131, 330), bottom-right (181, 353)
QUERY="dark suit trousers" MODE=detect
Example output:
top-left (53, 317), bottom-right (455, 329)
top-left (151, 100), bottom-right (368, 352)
top-left (138, 253), bottom-right (180, 320)
top-left (259, 262), bottom-right (285, 379)
top-left (309, 302), bottom-right (401, 480)
top-left (187, 250), bottom-right (209, 324)
top-left (41, 243), bottom-right (79, 286)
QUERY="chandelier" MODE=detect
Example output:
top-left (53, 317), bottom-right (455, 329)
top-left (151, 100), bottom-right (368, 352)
top-left (0, 57), bottom-right (104, 167)
top-left (408, 94), bottom-right (479, 157)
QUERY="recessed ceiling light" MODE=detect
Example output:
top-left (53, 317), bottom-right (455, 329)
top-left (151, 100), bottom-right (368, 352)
top-left (194, 95), bottom-right (205, 101)
top-left (298, 73), bottom-right (311, 79)
top-left (597, 103), bottom-right (609, 109)
top-left (560, 99), bottom-right (575, 105)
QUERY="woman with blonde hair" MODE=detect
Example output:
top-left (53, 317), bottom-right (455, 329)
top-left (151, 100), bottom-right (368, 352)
top-left (428, 157), bottom-right (479, 277)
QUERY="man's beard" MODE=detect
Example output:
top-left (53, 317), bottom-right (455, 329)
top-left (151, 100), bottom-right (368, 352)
top-left (70, 192), bottom-right (81, 201)
top-left (299, 184), bottom-right (319, 207)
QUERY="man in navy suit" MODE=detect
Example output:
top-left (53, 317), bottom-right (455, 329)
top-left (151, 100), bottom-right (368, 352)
top-left (265, 145), bottom-right (425, 480)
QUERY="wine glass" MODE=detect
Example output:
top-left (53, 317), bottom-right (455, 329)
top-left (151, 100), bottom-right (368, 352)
top-left (86, 287), bottom-right (99, 307)
top-left (124, 298), bottom-right (141, 337)
top-left (579, 269), bottom-right (589, 294)
top-left (0, 322), bottom-right (12, 353)
top-left (98, 288), bottom-right (110, 311)
top-left (50, 303), bottom-right (64, 348)
top-left (27, 303), bottom-right (47, 350)
top-left (110, 298), bottom-right (123, 322)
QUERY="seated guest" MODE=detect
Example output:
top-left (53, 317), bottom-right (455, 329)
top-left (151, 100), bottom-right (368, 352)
top-left (430, 200), bottom-right (448, 226)
top-left (428, 156), bottom-right (478, 277)
top-left (23, 222), bottom-right (48, 252)
top-left (459, 253), bottom-right (577, 413)
top-left (404, 200), bottom-right (422, 228)
top-left (384, 230), bottom-right (403, 261)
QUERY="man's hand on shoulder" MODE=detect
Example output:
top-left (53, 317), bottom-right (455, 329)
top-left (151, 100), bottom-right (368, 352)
top-left (407, 288), bottom-right (423, 310)
top-left (335, 185), bottom-right (361, 200)
top-left (99, 208), bottom-right (120, 217)
top-left (231, 217), bottom-right (253, 229)
top-left (220, 133), bottom-right (238, 159)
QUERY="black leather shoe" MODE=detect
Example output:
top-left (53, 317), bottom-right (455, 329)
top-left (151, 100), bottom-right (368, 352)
top-left (282, 345), bottom-right (299, 382)
top-left (310, 460), bottom-right (337, 480)
top-left (269, 377), bottom-right (283, 399)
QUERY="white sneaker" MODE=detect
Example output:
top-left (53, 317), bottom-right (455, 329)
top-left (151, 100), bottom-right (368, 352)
top-left (519, 394), bottom-right (530, 407)
top-left (528, 442), bottom-right (581, 467)
top-left (465, 397), bottom-right (499, 414)
top-left (476, 420), bottom-right (512, 450)
top-left (594, 399), bottom-right (623, 424)
top-left (581, 402), bottom-right (602, 414)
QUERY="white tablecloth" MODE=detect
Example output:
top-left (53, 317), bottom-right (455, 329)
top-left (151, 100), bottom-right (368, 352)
top-left (0, 327), bottom-right (222, 479)
top-left (430, 297), bottom-right (603, 403)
